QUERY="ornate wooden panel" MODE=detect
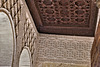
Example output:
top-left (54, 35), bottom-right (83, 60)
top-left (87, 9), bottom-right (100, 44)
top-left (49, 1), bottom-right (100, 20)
top-left (26, 0), bottom-right (98, 36)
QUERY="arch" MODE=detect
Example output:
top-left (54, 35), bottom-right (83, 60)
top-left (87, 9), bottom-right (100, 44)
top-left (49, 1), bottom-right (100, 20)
top-left (19, 46), bottom-right (32, 67)
top-left (0, 8), bottom-right (16, 67)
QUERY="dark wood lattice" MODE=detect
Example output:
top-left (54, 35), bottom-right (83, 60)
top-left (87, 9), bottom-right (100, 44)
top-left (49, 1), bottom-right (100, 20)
top-left (26, 0), bottom-right (98, 36)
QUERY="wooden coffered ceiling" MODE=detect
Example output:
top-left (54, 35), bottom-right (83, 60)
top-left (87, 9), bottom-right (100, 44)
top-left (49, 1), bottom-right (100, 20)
top-left (26, 0), bottom-right (98, 37)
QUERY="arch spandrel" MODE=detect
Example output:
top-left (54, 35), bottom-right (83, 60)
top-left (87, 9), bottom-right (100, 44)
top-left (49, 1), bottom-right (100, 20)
top-left (0, 0), bottom-right (38, 67)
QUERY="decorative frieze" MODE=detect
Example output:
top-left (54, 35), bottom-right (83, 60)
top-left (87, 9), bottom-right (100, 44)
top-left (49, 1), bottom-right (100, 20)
top-left (37, 34), bottom-right (94, 66)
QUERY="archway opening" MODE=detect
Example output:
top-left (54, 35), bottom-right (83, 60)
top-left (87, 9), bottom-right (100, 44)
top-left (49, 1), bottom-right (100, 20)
top-left (0, 12), bottom-right (13, 67)
top-left (19, 49), bottom-right (31, 67)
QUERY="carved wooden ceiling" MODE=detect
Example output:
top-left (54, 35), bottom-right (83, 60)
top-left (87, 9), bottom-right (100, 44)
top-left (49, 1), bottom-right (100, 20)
top-left (26, 0), bottom-right (98, 37)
